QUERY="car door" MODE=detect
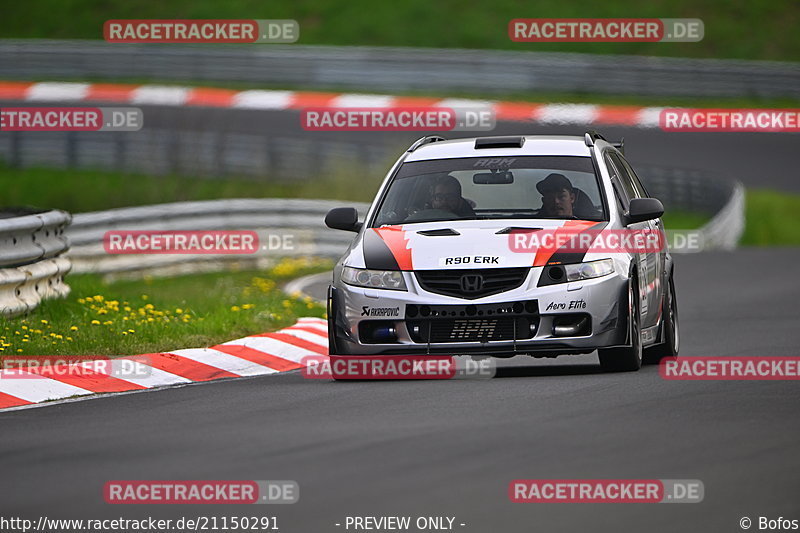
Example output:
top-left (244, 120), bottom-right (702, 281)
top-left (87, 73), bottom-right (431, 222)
top-left (604, 151), bottom-right (653, 327)
top-left (608, 152), bottom-right (662, 329)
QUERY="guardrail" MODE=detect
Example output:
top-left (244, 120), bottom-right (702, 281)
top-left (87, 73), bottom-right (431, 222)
top-left (0, 170), bottom-right (741, 315)
top-left (639, 166), bottom-right (745, 250)
top-left (66, 199), bottom-right (371, 275)
top-left (0, 129), bottom-right (399, 182)
top-left (2, 40), bottom-right (799, 98)
top-left (0, 208), bottom-right (72, 317)
top-left (65, 171), bottom-right (744, 277)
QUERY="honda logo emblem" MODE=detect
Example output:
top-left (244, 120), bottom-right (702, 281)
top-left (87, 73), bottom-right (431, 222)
top-left (460, 274), bottom-right (483, 293)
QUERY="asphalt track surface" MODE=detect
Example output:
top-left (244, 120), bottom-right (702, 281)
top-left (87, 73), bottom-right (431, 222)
top-left (1, 249), bottom-right (799, 531)
top-left (1, 108), bottom-right (799, 531)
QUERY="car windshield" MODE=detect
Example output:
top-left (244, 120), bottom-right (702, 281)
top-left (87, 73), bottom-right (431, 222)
top-left (371, 155), bottom-right (605, 227)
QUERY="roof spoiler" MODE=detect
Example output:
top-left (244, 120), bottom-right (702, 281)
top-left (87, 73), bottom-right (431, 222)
top-left (407, 135), bottom-right (446, 152)
top-left (584, 130), bottom-right (624, 154)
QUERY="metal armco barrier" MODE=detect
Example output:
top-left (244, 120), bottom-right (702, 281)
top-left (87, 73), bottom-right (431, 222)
top-left (1, 40), bottom-right (799, 98)
top-left (0, 177), bottom-right (741, 313)
top-left (0, 129), bottom-right (398, 182)
top-left (65, 175), bottom-right (743, 277)
top-left (0, 209), bottom-right (72, 317)
top-left (66, 199), bottom-right (371, 274)
top-left (639, 166), bottom-right (745, 250)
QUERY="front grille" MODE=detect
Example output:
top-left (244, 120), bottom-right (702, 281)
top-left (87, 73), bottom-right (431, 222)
top-left (408, 317), bottom-right (535, 343)
top-left (415, 267), bottom-right (530, 299)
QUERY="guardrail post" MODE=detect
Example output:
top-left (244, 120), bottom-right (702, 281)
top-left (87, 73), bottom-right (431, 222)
top-left (10, 131), bottom-right (22, 168)
top-left (66, 132), bottom-right (78, 169)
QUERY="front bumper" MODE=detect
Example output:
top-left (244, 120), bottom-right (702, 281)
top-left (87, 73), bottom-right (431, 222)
top-left (330, 267), bottom-right (629, 356)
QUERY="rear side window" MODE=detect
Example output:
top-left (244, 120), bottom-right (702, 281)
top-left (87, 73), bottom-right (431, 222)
top-left (603, 152), bottom-right (631, 211)
top-left (607, 152), bottom-right (640, 201)
top-left (613, 153), bottom-right (649, 198)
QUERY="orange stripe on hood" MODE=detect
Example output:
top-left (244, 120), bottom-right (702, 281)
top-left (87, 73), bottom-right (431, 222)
top-left (533, 220), bottom-right (599, 267)
top-left (374, 226), bottom-right (413, 270)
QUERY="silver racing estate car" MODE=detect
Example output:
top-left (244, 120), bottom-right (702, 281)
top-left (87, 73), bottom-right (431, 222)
top-left (324, 133), bottom-right (679, 372)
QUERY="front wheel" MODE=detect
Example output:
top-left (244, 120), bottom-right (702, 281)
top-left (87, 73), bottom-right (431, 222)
top-left (598, 279), bottom-right (642, 372)
top-left (643, 274), bottom-right (679, 364)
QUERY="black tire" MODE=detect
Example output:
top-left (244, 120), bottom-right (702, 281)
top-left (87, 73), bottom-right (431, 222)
top-left (598, 278), bottom-right (642, 372)
top-left (643, 274), bottom-right (679, 364)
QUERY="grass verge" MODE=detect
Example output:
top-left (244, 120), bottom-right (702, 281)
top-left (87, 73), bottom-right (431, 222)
top-left (0, 257), bottom-right (331, 357)
top-left (741, 190), bottom-right (800, 246)
top-left (0, 164), bottom-right (382, 213)
top-left (2, 0), bottom-right (799, 61)
top-left (660, 210), bottom-right (710, 230)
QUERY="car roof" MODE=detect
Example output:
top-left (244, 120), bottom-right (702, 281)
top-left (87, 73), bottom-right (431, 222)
top-left (404, 135), bottom-right (593, 162)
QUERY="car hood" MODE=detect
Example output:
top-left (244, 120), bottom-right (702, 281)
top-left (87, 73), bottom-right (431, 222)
top-left (354, 219), bottom-right (608, 271)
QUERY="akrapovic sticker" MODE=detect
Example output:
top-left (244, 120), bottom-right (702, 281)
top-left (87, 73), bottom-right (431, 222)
top-left (361, 306), bottom-right (401, 317)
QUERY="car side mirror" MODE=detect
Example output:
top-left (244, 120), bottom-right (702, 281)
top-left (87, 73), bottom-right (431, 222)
top-left (627, 198), bottom-right (664, 224)
top-left (325, 207), bottom-right (362, 232)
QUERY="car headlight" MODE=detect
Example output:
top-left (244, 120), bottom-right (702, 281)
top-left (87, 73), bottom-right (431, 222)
top-left (341, 266), bottom-right (407, 291)
top-left (564, 259), bottom-right (615, 281)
